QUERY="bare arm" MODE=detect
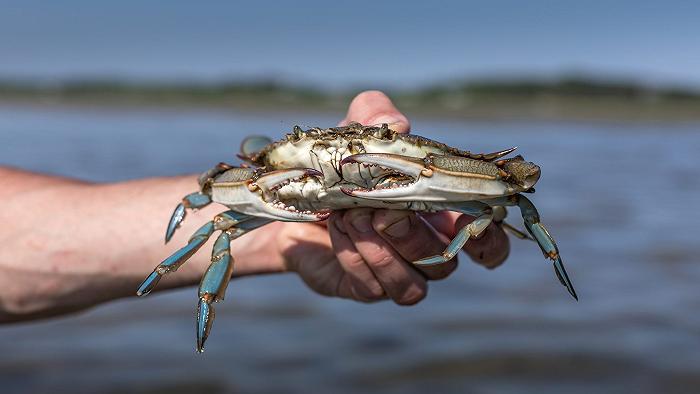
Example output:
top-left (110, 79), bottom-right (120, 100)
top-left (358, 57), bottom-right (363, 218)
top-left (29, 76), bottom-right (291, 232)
top-left (0, 168), bottom-right (287, 320)
top-left (0, 91), bottom-right (509, 322)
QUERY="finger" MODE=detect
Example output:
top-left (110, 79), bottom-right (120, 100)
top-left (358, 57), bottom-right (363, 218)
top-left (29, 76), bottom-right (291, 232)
top-left (421, 211), bottom-right (459, 236)
top-left (342, 209), bottom-right (427, 305)
top-left (328, 212), bottom-right (386, 302)
top-left (280, 222), bottom-right (347, 297)
top-left (338, 90), bottom-right (410, 133)
top-left (423, 211), bottom-right (510, 269)
top-left (371, 210), bottom-right (457, 280)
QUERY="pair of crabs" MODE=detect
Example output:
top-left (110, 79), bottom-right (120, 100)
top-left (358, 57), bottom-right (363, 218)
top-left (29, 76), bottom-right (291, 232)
top-left (136, 123), bottom-right (577, 352)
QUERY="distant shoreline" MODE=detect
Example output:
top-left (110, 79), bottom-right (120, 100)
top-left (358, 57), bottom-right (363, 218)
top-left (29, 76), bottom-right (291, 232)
top-left (2, 78), bottom-right (700, 122)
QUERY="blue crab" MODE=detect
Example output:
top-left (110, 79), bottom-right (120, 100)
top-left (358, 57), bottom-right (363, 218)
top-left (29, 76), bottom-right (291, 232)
top-left (136, 122), bottom-right (577, 352)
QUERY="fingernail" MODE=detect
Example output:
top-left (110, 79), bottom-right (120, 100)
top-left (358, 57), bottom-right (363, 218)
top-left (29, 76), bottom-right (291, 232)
top-left (350, 213), bottom-right (373, 233)
top-left (383, 215), bottom-right (412, 238)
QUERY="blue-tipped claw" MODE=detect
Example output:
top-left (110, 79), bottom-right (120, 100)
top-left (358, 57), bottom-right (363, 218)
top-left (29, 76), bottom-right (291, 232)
top-left (165, 203), bottom-right (186, 243)
top-left (165, 193), bottom-right (212, 243)
top-left (196, 298), bottom-right (214, 353)
top-left (136, 271), bottom-right (162, 296)
top-left (527, 221), bottom-right (578, 301)
top-left (414, 255), bottom-right (450, 266)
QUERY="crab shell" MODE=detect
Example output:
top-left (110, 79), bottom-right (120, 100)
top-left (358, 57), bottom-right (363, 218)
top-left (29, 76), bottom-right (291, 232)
top-left (208, 122), bottom-right (540, 221)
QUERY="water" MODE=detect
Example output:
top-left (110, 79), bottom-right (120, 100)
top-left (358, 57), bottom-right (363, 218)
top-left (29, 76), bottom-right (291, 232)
top-left (1, 104), bottom-right (699, 393)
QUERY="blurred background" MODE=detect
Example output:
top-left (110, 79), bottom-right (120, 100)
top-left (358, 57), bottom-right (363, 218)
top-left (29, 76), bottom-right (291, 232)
top-left (1, 1), bottom-right (699, 393)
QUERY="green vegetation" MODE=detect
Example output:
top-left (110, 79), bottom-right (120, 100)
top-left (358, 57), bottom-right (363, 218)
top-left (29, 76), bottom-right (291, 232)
top-left (2, 77), bottom-right (699, 121)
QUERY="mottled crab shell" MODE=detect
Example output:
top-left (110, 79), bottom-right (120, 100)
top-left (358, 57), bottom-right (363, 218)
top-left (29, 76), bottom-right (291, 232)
top-left (239, 123), bottom-right (538, 190)
top-left (246, 124), bottom-right (503, 164)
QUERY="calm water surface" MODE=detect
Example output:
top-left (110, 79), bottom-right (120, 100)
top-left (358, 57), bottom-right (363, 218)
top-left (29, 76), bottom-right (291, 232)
top-left (1, 105), bottom-right (699, 393)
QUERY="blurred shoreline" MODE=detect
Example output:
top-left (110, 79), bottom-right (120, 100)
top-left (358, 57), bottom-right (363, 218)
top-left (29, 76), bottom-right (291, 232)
top-left (3, 76), bottom-right (700, 123)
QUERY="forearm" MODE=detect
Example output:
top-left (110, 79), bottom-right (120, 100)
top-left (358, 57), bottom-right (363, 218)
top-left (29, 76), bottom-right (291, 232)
top-left (0, 167), bottom-right (286, 322)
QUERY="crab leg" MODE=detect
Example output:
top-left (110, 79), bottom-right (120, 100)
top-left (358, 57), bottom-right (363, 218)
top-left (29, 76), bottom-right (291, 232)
top-left (196, 217), bottom-right (272, 353)
top-left (414, 202), bottom-right (494, 266)
top-left (165, 192), bottom-right (212, 243)
top-left (491, 205), bottom-right (533, 240)
top-left (137, 210), bottom-right (254, 296)
top-left (484, 194), bottom-right (578, 300)
top-left (501, 221), bottom-right (534, 240)
top-left (165, 162), bottom-right (239, 243)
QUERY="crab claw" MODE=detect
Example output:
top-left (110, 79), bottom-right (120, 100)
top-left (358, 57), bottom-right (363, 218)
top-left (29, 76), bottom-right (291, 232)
top-left (165, 192), bottom-right (212, 243)
top-left (255, 168), bottom-right (323, 192)
top-left (341, 153), bottom-right (513, 202)
top-left (196, 297), bottom-right (215, 353)
top-left (165, 203), bottom-right (186, 243)
top-left (211, 167), bottom-right (329, 222)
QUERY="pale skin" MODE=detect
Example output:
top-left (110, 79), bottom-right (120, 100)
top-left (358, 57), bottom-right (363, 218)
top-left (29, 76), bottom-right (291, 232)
top-left (0, 91), bottom-right (509, 322)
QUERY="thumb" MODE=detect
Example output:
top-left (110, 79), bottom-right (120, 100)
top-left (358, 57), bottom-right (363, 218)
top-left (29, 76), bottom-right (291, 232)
top-left (338, 90), bottom-right (410, 133)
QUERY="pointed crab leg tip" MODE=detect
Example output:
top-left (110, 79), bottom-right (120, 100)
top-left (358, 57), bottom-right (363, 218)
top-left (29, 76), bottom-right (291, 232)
top-left (566, 284), bottom-right (579, 301)
top-left (164, 230), bottom-right (175, 244)
top-left (165, 203), bottom-right (186, 243)
top-left (196, 298), bottom-right (214, 354)
top-left (412, 255), bottom-right (449, 267)
top-left (136, 271), bottom-right (161, 297)
top-left (553, 262), bottom-right (578, 301)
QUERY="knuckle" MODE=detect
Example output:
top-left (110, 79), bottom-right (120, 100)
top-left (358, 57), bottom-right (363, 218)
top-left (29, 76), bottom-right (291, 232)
top-left (368, 252), bottom-right (396, 271)
top-left (343, 253), bottom-right (368, 271)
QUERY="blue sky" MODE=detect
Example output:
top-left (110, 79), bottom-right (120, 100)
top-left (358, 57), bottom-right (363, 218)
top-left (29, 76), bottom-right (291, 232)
top-left (1, 1), bottom-right (699, 88)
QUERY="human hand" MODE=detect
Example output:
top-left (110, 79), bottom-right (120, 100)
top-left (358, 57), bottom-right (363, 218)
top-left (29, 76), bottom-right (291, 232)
top-left (276, 91), bottom-right (510, 305)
